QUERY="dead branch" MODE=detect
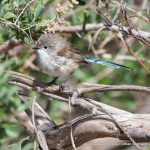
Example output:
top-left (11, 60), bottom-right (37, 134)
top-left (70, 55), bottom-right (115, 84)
top-left (44, 114), bottom-right (150, 150)
top-left (17, 96), bottom-right (150, 150)
top-left (9, 71), bottom-right (150, 98)
top-left (8, 71), bottom-right (150, 149)
top-left (1, 23), bottom-right (150, 56)
top-left (123, 36), bottom-right (150, 74)
top-left (16, 88), bottom-right (150, 150)
top-left (48, 23), bottom-right (150, 39)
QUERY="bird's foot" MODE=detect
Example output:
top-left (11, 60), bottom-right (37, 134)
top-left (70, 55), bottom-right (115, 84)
top-left (32, 81), bottom-right (46, 92)
top-left (32, 79), bottom-right (57, 92)
top-left (59, 83), bottom-right (69, 92)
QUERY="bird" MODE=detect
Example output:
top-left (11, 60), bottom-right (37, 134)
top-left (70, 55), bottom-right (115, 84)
top-left (33, 33), bottom-right (132, 85)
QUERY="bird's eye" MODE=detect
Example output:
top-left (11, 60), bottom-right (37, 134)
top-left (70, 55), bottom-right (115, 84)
top-left (44, 46), bottom-right (47, 49)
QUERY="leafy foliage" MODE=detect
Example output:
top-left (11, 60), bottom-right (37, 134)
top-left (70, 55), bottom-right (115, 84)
top-left (0, 0), bottom-right (44, 43)
top-left (0, 56), bottom-right (24, 148)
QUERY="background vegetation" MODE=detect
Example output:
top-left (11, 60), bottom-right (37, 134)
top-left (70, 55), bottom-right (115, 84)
top-left (0, 0), bottom-right (150, 149)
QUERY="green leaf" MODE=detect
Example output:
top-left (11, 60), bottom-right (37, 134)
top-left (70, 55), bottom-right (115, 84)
top-left (33, 0), bottom-right (44, 21)
top-left (34, 5), bottom-right (44, 21)
top-left (4, 12), bottom-right (16, 19)
top-left (5, 128), bottom-right (19, 138)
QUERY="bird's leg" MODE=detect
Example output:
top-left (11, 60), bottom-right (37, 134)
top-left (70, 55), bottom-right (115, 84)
top-left (59, 72), bottom-right (73, 91)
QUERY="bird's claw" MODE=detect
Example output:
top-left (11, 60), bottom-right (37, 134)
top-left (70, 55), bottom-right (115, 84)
top-left (32, 82), bottom-right (46, 92)
top-left (59, 83), bottom-right (69, 92)
top-left (32, 78), bottom-right (58, 92)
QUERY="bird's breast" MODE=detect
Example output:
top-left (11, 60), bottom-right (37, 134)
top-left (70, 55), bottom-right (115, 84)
top-left (37, 50), bottom-right (78, 77)
top-left (37, 50), bottom-right (55, 73)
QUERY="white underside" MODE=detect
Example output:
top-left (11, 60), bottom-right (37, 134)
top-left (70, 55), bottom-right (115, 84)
top-left (37, 49), bottom-right (78, 77)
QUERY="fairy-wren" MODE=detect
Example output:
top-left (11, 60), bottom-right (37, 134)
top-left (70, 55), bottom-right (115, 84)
top-left (33, 33), bottom-right (132, 84)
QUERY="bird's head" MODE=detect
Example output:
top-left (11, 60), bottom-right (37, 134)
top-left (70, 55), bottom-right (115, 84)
top-left (33, 33), bottom-right (67, 55)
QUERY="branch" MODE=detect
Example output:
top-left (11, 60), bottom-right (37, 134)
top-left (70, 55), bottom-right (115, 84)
top-left (9, 71), bottom-right (150, 149)
top-left (44, 114), bottom-right (150, 150)
top-left (9, 71), bottom-right (150, 97)
top-left (48, 23), bottom-right (150, 39)
top-left (16, 93), bottom-right (150, 150)
top-left (1, 23), bottom-right (149, 55)
top-left (78, 84), bottom-right (150, 95)
top-left (16, 94), bottom-right (150, 150)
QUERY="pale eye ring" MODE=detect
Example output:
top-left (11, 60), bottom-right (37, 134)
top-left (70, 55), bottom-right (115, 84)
top-left (44, 46), bottom-right (47, 49)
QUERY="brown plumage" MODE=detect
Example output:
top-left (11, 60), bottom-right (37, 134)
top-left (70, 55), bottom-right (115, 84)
top-left (57, 45), bottom-right (86, 63)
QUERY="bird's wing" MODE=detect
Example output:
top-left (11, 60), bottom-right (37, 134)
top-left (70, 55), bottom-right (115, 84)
top-left (57, 45), bottom-right (86, 63)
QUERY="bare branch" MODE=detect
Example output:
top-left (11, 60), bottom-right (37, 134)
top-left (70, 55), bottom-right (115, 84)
top-left (48, 23), bottom-right (150, 39)
top-left (9, 71), bottom-right (150, 149)
top-left (78, 84), bottom-right (150, 95)
top-left (44, 114), bottom-right (150, 150)
top-left (9, 71), bottom-right (150, 98)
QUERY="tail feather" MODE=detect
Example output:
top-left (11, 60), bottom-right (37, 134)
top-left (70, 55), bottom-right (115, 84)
top-left (84, 56), bottom-right (133, 71)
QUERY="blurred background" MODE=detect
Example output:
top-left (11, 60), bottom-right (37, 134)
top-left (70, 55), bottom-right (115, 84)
top-left (0, 0), bottom-right (150, 149)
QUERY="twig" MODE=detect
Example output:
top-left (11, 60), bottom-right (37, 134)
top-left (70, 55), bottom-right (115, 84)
top-left (78, 84), bottom-right (150, 95)
top-left (117, 24), bottom-right (150, 74)
top-left (19, 136), bottom-right (30, 150)
top-left (31, 95), bottom-right (37, 131)
top-left (69, 95), bottom-right (77, 150)
top-left (31, 95), bottom-right (49, 149)
top-left (88, 26), bottom-right (105, 51)
top-left (124, 38), bottom-right (150, 74)
top-left (15, 0), bottom-right (35, 25)
top-left (120, 2), bottom-right (150, 49)
top-left (82, 10), bottom-right (88, 32)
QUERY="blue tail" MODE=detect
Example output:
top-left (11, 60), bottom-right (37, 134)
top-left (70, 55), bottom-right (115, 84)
top-left (84, 56), bottom-right (133, 70)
